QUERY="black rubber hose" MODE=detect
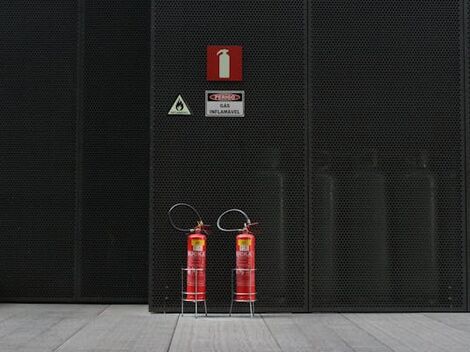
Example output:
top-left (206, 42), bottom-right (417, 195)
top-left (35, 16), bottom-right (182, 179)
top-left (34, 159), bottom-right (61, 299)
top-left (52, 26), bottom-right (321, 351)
top-left (168, 203), bottom-right (202, 232)
top-left (216, 209), bottom-right (251, 232)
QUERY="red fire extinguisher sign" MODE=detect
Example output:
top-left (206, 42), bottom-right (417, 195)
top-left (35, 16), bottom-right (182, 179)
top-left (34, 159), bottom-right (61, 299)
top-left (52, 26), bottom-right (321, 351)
top-left (207, 45), bottom-right (243, 81)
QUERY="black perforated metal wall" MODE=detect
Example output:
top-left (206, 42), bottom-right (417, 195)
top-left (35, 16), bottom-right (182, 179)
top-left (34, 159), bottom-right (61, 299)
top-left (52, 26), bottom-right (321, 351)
top-left (81, 0), bottom-right (149, 302)
top-left (465, 0), bottom-right (470, 311)
top-left (0, 0), bottom-right (149, 302)
top-left (151, 0), bottom-right (468, 312)
top-left (310, 0), bottom-right (466, 311)
top-left (150, 0), bottom-right (308, 312)
top-left (0, 1), bottom-right (78, 300)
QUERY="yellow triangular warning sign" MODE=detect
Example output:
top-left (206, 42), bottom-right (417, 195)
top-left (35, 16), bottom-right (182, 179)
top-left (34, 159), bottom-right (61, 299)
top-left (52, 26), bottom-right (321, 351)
top-left (168, 95), bottom-right (191, 115)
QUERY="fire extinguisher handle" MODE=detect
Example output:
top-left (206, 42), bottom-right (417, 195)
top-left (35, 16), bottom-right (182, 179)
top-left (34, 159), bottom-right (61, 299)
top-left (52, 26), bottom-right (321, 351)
top-left (168, 203), bottom-right (203, 232)
top-left (216, 209), bottom-right (252, 232)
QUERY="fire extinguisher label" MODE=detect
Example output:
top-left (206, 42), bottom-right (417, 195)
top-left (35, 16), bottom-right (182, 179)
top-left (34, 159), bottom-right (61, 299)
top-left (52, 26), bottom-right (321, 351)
top-left (191, 239), bottom-right (205, 251)
top-left (238, 238), bottom-right (251, 251)
top-left (205, 91), bottom-right (245, 117)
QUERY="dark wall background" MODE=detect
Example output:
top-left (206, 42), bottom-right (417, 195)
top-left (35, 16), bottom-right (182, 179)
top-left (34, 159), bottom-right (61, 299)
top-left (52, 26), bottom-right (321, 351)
top-left (150, 0), bottom-right (469, 312)
top-left (0, 0), bottom-right (78, 300)
top-left (150, 0), bottom-right (308, 313)
top-left (309, 0), bottom-right (465, 311)
top-left (0, 0), bottom-right (149, 302)
top-left (81, 0), bottom-right (149, 302)
top-left (0, 0), bottom-right (468, 310)
top-left (466, 0), bottom-right (470, 311)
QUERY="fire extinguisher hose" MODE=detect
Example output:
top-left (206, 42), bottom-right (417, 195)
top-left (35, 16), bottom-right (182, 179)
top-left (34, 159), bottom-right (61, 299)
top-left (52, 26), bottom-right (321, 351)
top-left (216, 209), bottom-right (251, 232)
top-left (168, 203), bottom-right (203, 232)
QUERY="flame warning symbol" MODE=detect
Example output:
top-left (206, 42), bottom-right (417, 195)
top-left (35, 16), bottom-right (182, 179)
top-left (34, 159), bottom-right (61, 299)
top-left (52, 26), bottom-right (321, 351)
top-left (168, 95), bottom-right (191, 115)
top-left (176, 100), bottom-right (184, 111)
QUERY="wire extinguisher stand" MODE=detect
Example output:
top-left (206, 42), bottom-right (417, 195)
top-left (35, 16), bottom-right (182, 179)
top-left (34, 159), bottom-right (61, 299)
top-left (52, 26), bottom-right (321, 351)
top-left (217, 209), bottom-right (257, 318)
top-left (168, 203), bottom-right (209, 318)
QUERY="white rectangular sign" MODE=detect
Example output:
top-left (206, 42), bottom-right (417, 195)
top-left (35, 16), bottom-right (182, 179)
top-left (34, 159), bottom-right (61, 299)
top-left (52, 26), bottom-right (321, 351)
top-left (205, 91), bottom-right (245, 117)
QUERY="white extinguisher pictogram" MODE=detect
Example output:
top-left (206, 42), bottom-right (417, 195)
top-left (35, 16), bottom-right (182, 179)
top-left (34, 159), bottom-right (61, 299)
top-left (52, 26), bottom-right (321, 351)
top-left (217, 49), bottom-right (230, 78)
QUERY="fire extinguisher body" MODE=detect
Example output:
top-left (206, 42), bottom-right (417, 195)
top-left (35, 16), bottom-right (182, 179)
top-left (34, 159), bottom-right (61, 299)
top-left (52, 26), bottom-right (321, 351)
top-left (186, 230), bottom-right (206, 301)
top-left (235, 231), bottom-right (256, 302)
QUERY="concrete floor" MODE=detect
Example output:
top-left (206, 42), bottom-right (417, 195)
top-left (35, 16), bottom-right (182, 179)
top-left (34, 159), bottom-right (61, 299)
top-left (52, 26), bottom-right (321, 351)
top-left (0, 305), bottom-right (470, 351)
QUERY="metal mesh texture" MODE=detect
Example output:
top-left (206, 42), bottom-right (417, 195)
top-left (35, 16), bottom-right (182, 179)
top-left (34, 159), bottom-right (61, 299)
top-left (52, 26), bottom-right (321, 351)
top-left (150, 0), bottom-right (308, 312)
top-left (309, 1), bottom-right (466, 311)
top-left (0, 0), bottom-right (149, 302)
top-left (466, 0), bottom-right (470, 312)
top-left (151, 0), bottom-right (468, 312)
top-left (80, 0), bottom-right (149, 302)
top-left (0, 1), bottom-right (78, 300)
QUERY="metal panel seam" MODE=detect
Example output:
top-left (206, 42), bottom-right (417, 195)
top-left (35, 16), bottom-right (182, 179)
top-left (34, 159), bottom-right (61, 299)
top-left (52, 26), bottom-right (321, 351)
top-left (463, 0), bottom-right (469, 312)
top-left (74, 0), bottom-right (85, 301)
top-left (306, 0), bottom-right (311, 313)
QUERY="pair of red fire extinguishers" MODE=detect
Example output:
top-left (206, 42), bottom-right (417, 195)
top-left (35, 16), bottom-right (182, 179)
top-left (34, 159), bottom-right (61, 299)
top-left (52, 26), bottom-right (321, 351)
top-left (168, 203), bottom-right (257, 318)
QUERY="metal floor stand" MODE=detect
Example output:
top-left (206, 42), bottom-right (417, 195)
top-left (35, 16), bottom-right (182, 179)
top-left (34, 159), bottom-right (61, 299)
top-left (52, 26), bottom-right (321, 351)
top-left (181, 268), bottom-right (207, 318)
top-left (229, 268), bottom-right (256, 318)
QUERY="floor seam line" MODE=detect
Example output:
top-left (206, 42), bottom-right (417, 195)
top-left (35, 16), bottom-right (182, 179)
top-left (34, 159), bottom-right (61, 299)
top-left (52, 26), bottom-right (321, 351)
top-left (291, 314), bottom-right (358, 351)
top-left (165, 313), bottom-right (180, 352)
top-left (341, 313), bottom-right (398, 352)
top-left (404, 313), bottom-right (470, 348)
top-left (261, 314), bottom-right (284, 352)
top-left (25, 316), bottom-right (67, 346)
top-left (346, 313), bottom-right (441, 352)
top-left (52, 304), bottom-right (110, 352)
top-left (394, 314), bottom-right (457, 352)
top-left (424, 313), bottom-right (470, 334)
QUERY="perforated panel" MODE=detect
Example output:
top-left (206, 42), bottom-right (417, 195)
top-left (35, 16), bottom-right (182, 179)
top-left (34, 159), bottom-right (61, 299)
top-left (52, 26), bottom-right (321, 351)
top-left (150, 0), bottom-right (308, 312)
top-left (0, 0), bottom-right (149, 303)
top-left (80, 0), bottom-right (149, 302)
top-left (151, 0), bottom-right (467, 312)
top-left (310, 1), bottom-right (466, 311)
top-left (0, 1), bottom-right (78, 299)
top-left (466, 0), bottom-right (470, 311)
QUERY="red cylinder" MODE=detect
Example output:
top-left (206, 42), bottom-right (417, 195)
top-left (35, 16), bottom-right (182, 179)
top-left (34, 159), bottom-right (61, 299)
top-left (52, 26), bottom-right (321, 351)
top-left (235, 230), bottom-right (256, 302)
top-left (186, 229), bottom-right (206, 301)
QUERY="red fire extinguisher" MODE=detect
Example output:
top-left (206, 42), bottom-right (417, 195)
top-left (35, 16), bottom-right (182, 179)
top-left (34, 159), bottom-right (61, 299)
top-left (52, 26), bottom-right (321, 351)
top-left (168, 203), bottom-right (210, 310)
top-left (217, 209), bottom-right (257, 316)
